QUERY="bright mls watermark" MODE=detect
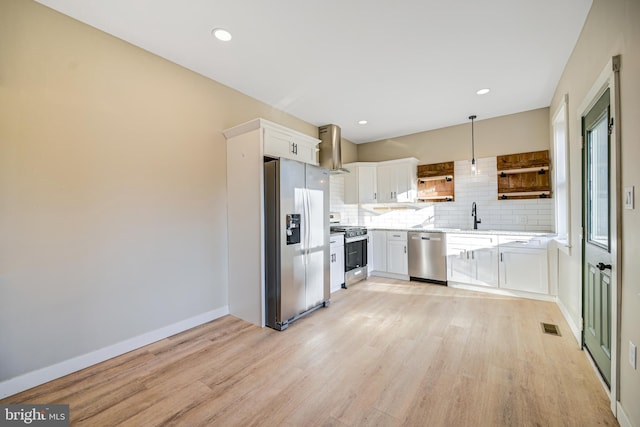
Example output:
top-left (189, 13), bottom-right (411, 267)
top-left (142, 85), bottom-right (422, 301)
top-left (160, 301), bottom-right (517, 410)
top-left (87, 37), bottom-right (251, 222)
top-left (1, 405), bottom-right (69, 426)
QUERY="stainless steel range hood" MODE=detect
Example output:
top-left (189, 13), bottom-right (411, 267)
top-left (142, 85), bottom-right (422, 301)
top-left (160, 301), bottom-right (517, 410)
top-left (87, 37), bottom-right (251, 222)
top-left (318, 124), bottom-right (350, 174)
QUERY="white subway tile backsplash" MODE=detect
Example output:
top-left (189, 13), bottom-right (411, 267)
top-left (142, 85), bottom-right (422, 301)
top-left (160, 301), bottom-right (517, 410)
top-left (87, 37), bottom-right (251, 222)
top-left (329, 157), bottom-right (554, 232)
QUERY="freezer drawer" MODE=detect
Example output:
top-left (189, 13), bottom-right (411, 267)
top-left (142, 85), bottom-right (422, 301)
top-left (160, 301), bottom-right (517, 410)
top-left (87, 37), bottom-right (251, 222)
top-left (408, 232), bottom-right (447, 284)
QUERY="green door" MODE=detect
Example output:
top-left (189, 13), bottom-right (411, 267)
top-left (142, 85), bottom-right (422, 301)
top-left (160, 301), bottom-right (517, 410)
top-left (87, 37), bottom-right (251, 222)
top-left (582, 88), bottom-right (612, 387)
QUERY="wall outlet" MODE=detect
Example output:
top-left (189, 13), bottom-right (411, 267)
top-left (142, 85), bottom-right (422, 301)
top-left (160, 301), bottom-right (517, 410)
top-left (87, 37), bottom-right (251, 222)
top-left (517, 215), bottom-right (527, 225)
top-left (630, 341), bottom-right (637, 370)
top-left (624, 186), bottom-right (634, 210)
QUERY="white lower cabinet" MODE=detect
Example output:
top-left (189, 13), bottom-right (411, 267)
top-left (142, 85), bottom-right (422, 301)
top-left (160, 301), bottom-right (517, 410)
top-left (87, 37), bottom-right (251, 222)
top-left (371, 230), bottom-right (387, 273)
top-left (447, 243), bottom-right (474, 283)
top-left (473, 247), bottom-right (500, 286)
top-left (367, 234), bottom-right (374, 275)
top-left (370, 230), bottom-right (408, 279)
top-left (498, 236), bottom-right (549, 294)
top-left (446, 234), bottom-right (498, 287)
top-left (330, 234), bottom-right (345, 293)
top-left (447, 233), bottom-right (549, 296)
top-left (387, 232), bottom-right (408, 275)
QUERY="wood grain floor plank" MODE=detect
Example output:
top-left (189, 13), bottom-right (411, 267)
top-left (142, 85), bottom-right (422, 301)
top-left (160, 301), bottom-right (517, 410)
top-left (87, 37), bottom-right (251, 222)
top-left (1, 278), bottom-right (619, 426)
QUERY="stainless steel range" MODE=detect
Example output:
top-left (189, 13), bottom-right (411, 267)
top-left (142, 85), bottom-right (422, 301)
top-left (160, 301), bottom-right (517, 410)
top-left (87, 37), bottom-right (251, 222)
top-left (330, 226), bottom-right (368, 287)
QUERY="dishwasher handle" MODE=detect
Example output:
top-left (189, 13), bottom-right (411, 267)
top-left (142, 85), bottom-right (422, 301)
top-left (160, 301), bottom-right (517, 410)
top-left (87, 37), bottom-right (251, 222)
top-left (410, 236), bottom-right (442, 241)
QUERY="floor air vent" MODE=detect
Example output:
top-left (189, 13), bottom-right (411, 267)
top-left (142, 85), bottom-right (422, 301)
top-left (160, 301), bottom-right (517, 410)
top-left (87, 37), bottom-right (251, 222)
top-left (541, 322), bottom-right (561, 336)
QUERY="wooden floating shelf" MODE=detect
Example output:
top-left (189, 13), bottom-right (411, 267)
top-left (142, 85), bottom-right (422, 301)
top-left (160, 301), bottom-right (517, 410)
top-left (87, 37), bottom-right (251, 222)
top-left (499, 166), bottom-right (549, 176)
top-left (418, 175), bottom-right (453, 183)
top-left (417, 195), bottom-right (454, 201)
top-left (497, 150), bottom-right (551, 200)
top-left (499, 191), bottom-right (551, 200)
top-left (417, 161), bottom-right (455, 202)
top-left (497, 150), bottom-right (550, 170)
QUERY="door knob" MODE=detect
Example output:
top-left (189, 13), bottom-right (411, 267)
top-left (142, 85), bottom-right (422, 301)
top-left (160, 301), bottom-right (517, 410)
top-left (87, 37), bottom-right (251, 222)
top-left (596, 262), bottom-right (612, 271)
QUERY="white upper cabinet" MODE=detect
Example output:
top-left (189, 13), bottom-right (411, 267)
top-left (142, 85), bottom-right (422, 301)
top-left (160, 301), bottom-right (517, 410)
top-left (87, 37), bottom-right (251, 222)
top-left (224, 118), bottom-right (320, 166)
top-left (344, 162), bottom-right (378, 204)
top-left (377, 158), bottom-right (418, 203)
top-left (263, 127), bottom-right (319, 165)
top-left (345, 158), bottom-right (418, 204)
top-left (376, 164), bottom-right (396, 203)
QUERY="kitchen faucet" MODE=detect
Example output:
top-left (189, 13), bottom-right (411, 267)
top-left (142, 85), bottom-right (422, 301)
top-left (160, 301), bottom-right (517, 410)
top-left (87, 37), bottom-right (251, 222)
top-left (472, 202), bottom-right (481, 230)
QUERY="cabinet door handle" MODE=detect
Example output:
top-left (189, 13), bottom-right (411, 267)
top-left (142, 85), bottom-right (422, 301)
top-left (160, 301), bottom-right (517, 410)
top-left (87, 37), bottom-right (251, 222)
top-left (500, 253), bottom-right (503, 262)
top-left (374, 192), bottom-right (377, 200)
top-left (404, 245), bottom-right (407, 254)
top-left (471, 251), bottom-right (475, 260)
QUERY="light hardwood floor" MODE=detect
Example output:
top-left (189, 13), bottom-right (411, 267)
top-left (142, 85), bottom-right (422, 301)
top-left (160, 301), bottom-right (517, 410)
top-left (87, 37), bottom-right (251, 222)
top-left (3, 277), bottom-right (618, 426)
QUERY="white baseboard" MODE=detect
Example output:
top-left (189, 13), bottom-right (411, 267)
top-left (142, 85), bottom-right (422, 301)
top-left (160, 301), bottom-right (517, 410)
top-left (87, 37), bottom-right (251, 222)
top-left (556, 297), bottom-right (581, 346)
top-left (616, 401), bottom-right (633, 427)
top-left (446, 282), bottom-right (556, 302)
top-left (369, 271), bottom-right (410, 281)
top-left (0, 306), bottom-right (229, 399)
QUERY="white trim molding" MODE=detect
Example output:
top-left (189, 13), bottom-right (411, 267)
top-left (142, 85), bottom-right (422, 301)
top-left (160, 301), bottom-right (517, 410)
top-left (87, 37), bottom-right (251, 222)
top-left (616, 402), bottom-right (633, 427)
top-left (556, 297), bottom-right (582, 346)
top-left (0, 306), bottom-right (229, 399)
top-left (577, 55), bottom-right (622, 417)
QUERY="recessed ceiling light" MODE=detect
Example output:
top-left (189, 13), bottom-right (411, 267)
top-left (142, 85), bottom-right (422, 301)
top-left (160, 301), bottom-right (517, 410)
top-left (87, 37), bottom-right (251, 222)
top-left (358, 120), bottom-right (368, 125)
top-left (476, 88), bottom-right (490, 95)
top-left (212, 28), bottom-right (232, 42)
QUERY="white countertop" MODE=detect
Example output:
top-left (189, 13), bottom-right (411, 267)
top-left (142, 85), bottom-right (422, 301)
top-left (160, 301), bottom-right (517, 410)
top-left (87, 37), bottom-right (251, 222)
top-left (367, 227), bottom-right (555, 237)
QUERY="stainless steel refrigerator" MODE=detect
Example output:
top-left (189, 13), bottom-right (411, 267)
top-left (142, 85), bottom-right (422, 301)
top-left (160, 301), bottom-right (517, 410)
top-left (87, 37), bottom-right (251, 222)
top-left (264, 158), bottom-right (330, 330)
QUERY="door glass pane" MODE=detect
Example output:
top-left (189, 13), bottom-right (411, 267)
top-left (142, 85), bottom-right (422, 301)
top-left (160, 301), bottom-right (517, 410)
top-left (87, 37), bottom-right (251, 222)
top-left (587, 114), bottom-right (609, 250)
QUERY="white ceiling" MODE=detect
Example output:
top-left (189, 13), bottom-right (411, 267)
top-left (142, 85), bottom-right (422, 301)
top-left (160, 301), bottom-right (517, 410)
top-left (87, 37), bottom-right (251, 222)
top-left (35, 0), bottom-right (592, 143)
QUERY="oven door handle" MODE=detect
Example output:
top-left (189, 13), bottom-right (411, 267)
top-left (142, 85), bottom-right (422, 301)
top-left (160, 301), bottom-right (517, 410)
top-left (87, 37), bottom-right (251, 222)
top-left (345, 236), bottom-right (368, 244)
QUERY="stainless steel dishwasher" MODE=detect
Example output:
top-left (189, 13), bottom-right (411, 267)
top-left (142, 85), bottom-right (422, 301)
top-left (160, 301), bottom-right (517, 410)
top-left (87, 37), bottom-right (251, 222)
top-left (408, 231), bottom-right (447, 285)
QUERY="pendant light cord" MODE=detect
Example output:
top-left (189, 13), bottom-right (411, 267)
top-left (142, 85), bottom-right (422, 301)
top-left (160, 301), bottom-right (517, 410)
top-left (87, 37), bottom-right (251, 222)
top-left (469, 115), bottom-right (477, 165)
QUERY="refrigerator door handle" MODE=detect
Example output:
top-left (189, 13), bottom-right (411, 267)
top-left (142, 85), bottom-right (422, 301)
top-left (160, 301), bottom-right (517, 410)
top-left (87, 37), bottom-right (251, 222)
top-left (302, 188), bottom-right (306, 265)
top-left (303, 188), bottom-right (311, 264)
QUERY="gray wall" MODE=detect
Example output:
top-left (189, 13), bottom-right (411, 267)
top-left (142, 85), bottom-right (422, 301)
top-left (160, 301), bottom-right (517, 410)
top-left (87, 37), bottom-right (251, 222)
top-left (0, 0), bottom-right (316, 383)
top-left (357, 108), bottom-right (550, 164)
top-left (549, 0), bottom-right (640, 424)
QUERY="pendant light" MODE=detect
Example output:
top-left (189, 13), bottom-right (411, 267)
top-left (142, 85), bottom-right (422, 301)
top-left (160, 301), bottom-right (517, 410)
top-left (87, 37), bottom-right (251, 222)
top-left (469, 114), bottom-right (477, 175)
